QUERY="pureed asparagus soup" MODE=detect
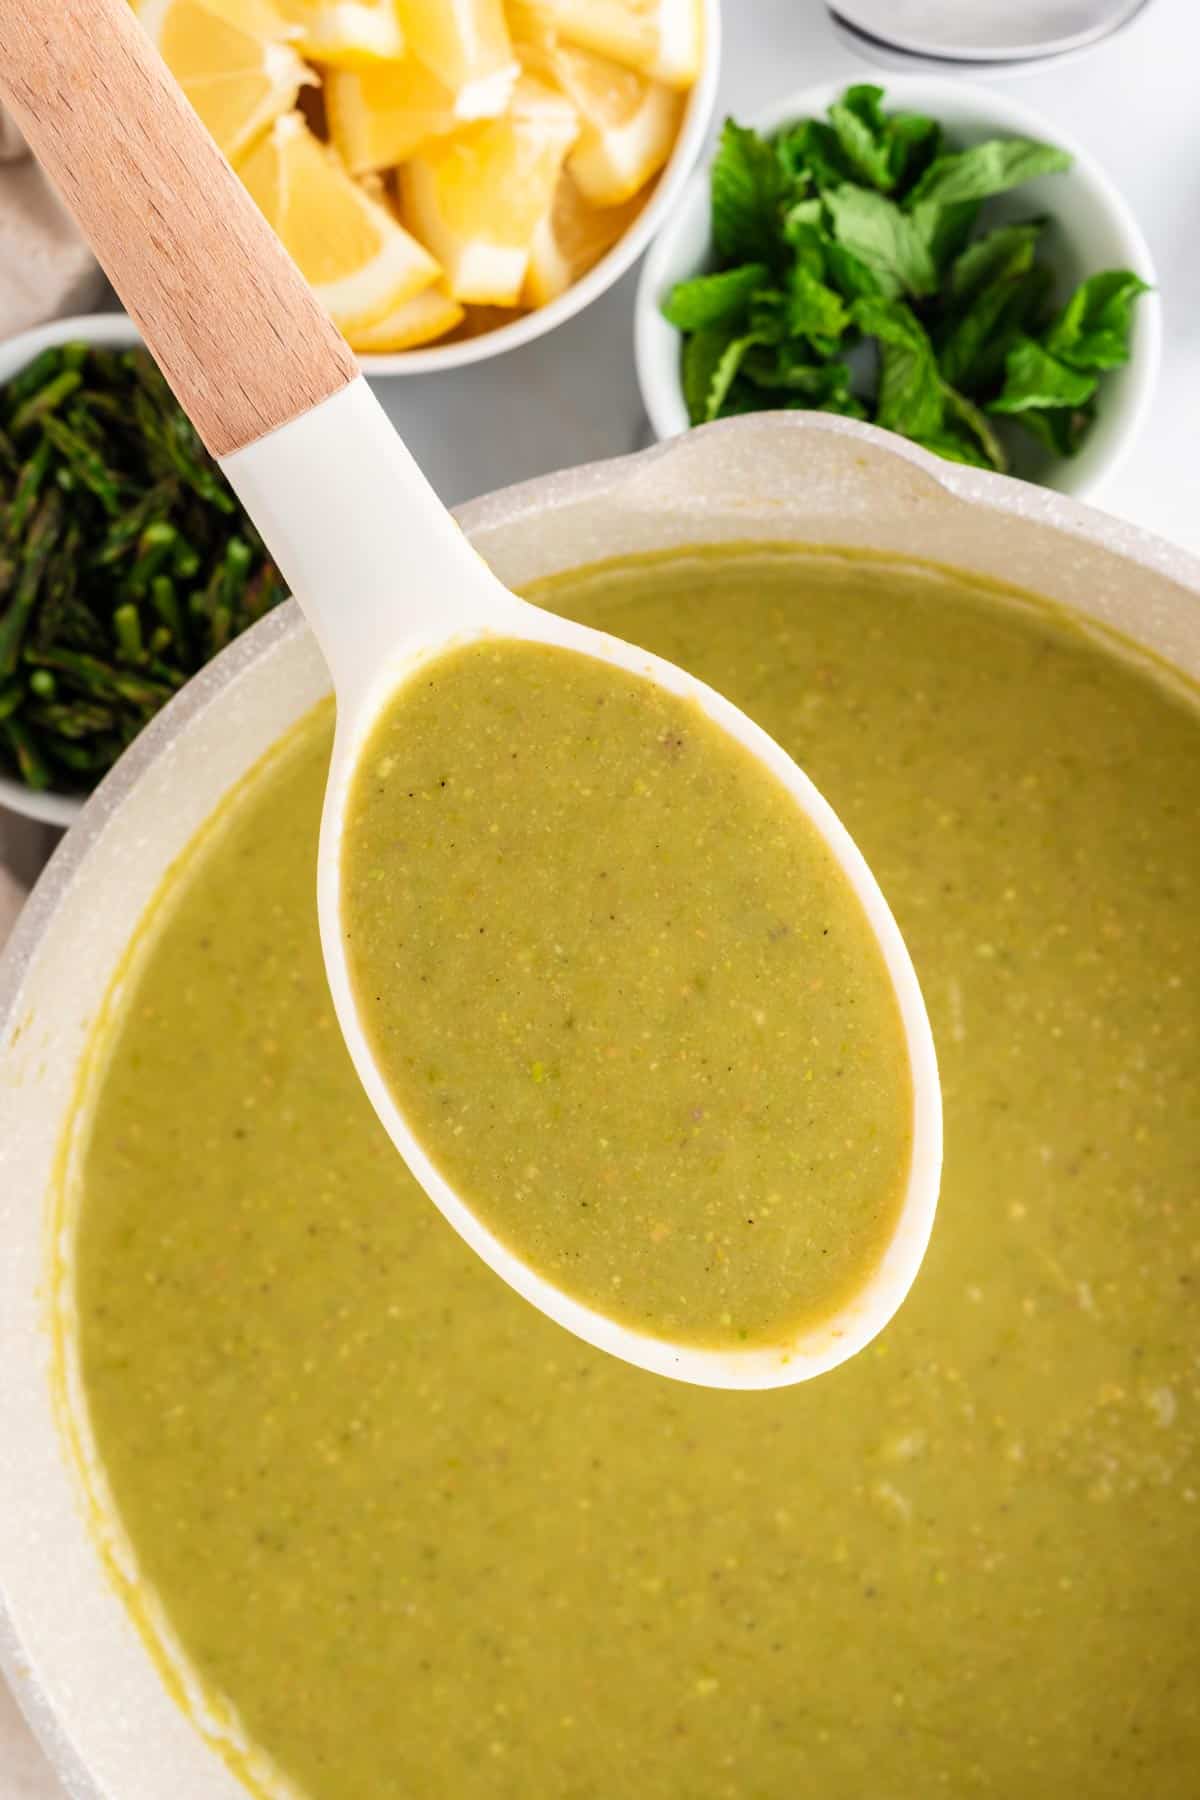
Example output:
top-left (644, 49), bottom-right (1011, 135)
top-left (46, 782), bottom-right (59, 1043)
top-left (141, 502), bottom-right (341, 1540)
top-left (339, 636), bottom-right (915, 1349)
top-left (64, 548), bottom-right (1199, 1798)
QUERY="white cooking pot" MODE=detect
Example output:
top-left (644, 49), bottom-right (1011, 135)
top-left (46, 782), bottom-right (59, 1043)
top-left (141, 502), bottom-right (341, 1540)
top-left (2, 413), bottom-right (1199, 1799)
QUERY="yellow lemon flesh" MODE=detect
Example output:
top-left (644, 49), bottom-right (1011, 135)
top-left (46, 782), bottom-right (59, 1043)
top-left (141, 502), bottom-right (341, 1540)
top-left (138, 0), bottom-right (312, 162)
top-left (346, 284), bottom-right (466, 351)
top-left (400, 76), bottom-right (577, 305)
top-left (523, 170), bottom-right (645, 306)
top-left (395, 0), bottom-right (519, 117)
top-left (276, 0), bottom-right (407, 66)
top-left (239, 111), bottom-right (441, 333)
top-left (519, 32), bottom-right (683, 205)
top-left (326, 53), bottom-right (510, 174)
top-left (507, 0), bottom-right (703, 88)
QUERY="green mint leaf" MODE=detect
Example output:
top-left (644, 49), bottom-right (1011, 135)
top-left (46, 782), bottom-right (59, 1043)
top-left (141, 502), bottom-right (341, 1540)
top-left (811, 386), bottom-right (869, 420)
top-left (905, 138), bottom-right (1071, 210)
top-left (711, 120), bottom-right (788, 265)
top-left (942, 384), bottom-right (1008, 472)
top-left (825, 185), bottom-right (937, 298)
top-left (886, 111), bottom-right (941, 195)
top-left (741, 348), bottom-right (850, 398)
top-left (912, 432), bottom-right (995, 469)
top-left (838, 84), bottom-right (887, 133)
top-left (852, 296), bottom-right (944, 437)
top-left (1011, 400), bottom-right (1095, 458)
top-left (828, 88), bottom-right (893, 191)
top-left (1043, 269), bottom-right (1151, 371)
top-left (989, 336), bottom-right (1098, 413)
top-left (786, 265), bottom-right (850, 347)
top-left (938, 265), bottom-right (1052, 394)
top-left (739, 348), bottom-right (866, 418)
top-left (783, 214), bottom-right (827, 281)
top-left (682, 326), bottom-right (763, 425)
top-left (681, 326), bottom-right (732, 425)
top-left (747, 290), bottom-right (789, 346)
top-left (949, 221), bottom-right (1042, 303)
top-left (825, 85), bottom-right (941, 196)
top-left (785, 197), bottom-right (824, 227)
top-left (822, 237), bottom-right (882, 300)
top-left (775, 118), bottom-right (852, 193)
top-left (662, 264), bottom-right (771, 332)
top-left (917, 199), bottom-right (982, 276)
top-left (714, 378), bottom-right (774, 420)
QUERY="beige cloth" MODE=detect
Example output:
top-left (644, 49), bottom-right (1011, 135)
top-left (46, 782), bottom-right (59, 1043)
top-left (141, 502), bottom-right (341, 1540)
top-left (0, 108), bottom-right (106, 339)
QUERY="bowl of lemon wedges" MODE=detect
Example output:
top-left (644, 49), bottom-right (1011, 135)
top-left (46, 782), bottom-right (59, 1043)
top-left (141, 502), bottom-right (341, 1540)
top-left (137, 0), bottom-right (719, 372)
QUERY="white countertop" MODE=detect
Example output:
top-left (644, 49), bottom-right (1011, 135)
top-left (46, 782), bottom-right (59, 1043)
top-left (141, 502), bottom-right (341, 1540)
top-left (4, 0), bottom-right (1198, 1789)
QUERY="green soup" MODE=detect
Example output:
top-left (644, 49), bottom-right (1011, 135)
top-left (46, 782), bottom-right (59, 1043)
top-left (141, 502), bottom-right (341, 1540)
top-left (70, 549), bottom-right (1200, 1799)
top-left (340, 635), bottom-right (914, 1349)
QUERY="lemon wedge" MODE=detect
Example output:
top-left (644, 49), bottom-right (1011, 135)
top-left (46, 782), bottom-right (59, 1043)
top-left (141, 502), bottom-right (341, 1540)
top-left (395, 0), bottom-right (519, 118)
top-left (138, 0), bottom-right (313, 163)
top-left (240, 112), bottom-right (441, 334)
top-left (326, 53), bottom-right (512, 174)
top-left (399, 76), bottom-right (577, 305)
top-left (276, 0), bottom-right (408, 66)
top-left (507, 0), bottom-right (703, 88)
top-left (520, 35), bottom-right (682, 205)
top-left (170, 0), bottom-right (300, 38)
top-left (347, 284), bottom-right (465, 351)
top-left (523, 171), bottom-right (644, 306)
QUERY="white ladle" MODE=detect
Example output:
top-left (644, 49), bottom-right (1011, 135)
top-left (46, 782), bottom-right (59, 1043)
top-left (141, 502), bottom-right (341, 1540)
top-left (0, 0), bottom-right (941, 1388)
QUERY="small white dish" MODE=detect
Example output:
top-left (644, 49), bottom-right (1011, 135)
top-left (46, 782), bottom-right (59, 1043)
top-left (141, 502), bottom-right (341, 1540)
top-left (0, 311), bottom-right (139, 827)
top-left (825, 12), bottom-right (1140, 78)
top-left (830, 0), bottom-right (1151, 65)
top-left (356, 0), bottom-right (721, 378)
top-left (635, 76), bottom-right (1162, 501)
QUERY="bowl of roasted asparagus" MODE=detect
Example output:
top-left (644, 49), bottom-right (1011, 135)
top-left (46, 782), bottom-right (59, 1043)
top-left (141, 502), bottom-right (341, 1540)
top-left (0, 314), bottom-right (289, 823)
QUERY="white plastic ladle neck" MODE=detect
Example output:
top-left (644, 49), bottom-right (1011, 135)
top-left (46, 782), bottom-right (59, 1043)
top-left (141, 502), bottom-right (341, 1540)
top-left (220, 377), bottom-right (529, 708)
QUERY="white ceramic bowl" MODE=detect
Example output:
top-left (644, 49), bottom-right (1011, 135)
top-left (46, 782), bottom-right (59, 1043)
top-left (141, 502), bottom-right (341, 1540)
top-left (3, 412), bottom-right (1200, 1798)
top-left (357, 0), bottom-right (722, 376)
top-left (635, 76), bottom-right (1162, 500)
top-left (0, 313), bottom-right (141, 828)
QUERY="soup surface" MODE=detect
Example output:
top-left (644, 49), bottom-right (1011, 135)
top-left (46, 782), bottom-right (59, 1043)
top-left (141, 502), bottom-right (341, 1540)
top-left (71, 549), bottom-right (1200, 1799)
top-left (341, 634), bottom-right (914, 1349)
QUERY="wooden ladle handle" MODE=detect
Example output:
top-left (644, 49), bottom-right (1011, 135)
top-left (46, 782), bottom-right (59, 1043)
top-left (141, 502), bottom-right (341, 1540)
top-left (0, 0), bottom-right (357, 456)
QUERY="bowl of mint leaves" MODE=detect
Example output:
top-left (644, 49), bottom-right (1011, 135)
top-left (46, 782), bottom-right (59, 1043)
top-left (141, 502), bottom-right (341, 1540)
top-left (636, 77), bottom-right (1160, 496)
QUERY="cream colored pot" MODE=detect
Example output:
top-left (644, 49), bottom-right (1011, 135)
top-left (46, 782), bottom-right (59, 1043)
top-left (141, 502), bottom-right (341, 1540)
top-left (2, 414), bottom-right (1199, 1799)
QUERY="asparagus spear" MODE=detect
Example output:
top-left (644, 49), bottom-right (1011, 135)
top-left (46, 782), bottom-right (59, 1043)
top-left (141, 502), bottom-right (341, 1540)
top-left (23, 644), bottom-right (172, 708)
top-left (10, 369), bottom-right (84, 437)
top-left (5, 439), bottom-right (52, 545)
top-left (0, 490), bottom-right (62, 678)
top-left (28, 697), bottom-right (117, 738)
top-left (1, 715), bottom-right (51, 788)
top-left (41, 414), bottom-right (125, 516)
top-left (93, 479), bottom-right (178, 566)
top-left (4, 347), bottom-right (65, 413)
